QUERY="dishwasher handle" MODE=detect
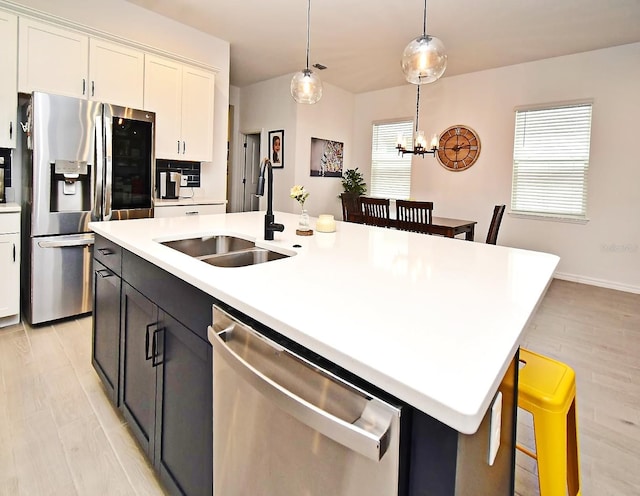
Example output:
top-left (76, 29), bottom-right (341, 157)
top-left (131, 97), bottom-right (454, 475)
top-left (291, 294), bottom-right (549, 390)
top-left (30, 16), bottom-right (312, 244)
top-left (208, 322), bottom-right (395, 462)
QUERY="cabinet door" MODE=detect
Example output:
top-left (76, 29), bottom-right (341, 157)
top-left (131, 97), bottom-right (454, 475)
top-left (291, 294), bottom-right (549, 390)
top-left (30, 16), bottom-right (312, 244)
top-left (181, 65), bottom-right (215, 162)
top-left (92, 260), bottom-right (121, 405)
top-left (0, 232), bottom-right (19, 318)
top-left (0, 11), bottom-right (17, 148)
top-left (156, 310), bottom-right (213, 496)
top-left (120, 282), bottom-right (159, 460)
top-left (89, 38), bottom-right (144, 108)
top-left (18, 18), bottom-right (88, 98)
top-left (144, 55), bottom-right (182, 160)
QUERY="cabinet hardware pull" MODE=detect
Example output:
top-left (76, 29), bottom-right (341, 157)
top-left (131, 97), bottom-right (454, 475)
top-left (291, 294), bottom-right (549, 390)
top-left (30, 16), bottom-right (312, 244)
top-left (82, 78), bottom-right (86, 95)
top-left (182, 141), bottom-right (186, 154)
top-left (96, 269), bottom-right (112, 278)
top-left (152, 328), bottom-right (165, 367)
top-left (145, 323), bottom-right (158, 360)
top-left (13, 243), bottom-right (16, 262)
top-left (177, 140), bottom-right (180, 153)
top-left (97, 247), bottom-right (113, 256)
top-left (9, 121), bottom-right (12, 140)
top-left (91, 80), bottom-right (95, 97)
top-left (185, 211), bottom-right (199, 215)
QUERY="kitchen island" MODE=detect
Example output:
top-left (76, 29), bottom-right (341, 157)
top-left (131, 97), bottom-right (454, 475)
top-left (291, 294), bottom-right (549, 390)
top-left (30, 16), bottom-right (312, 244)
top-left (90, 210), bottom-right (559, 495)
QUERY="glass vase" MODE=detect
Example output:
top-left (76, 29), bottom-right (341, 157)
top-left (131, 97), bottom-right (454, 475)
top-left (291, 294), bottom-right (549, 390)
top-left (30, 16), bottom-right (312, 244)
top-left (298, 207), bottom-right (310, 230)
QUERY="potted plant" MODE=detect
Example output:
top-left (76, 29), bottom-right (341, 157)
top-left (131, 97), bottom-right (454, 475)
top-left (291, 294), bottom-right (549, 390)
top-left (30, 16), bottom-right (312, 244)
top-left (340, 168), bottom-right (367, 222)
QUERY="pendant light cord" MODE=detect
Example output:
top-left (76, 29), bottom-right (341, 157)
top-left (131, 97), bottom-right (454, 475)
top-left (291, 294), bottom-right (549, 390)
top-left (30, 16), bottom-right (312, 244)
top-left (415, 85), bottom-right (420, 134)
top-left (422, 0), bottom-right (427, 36)
top-left (305, 0), bottom-right (311, 70)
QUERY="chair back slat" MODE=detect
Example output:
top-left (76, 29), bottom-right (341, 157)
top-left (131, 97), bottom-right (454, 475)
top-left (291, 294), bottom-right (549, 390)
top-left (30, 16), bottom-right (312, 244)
top-left (396, 200), bottom-right (434, 234)
top-left (486, 204), bottom-right (506, 245)
top-left (360, 197), bottom-right (390, 227)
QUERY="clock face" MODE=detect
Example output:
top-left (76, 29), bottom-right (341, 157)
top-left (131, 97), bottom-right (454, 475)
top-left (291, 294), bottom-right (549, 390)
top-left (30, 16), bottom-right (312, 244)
top-left (436, 126), bottom-right (481, 171)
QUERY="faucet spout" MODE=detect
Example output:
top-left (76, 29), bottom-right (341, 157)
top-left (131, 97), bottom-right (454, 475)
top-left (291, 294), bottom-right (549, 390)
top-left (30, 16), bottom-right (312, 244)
top-left (257, 158), bottom-right (285, 240)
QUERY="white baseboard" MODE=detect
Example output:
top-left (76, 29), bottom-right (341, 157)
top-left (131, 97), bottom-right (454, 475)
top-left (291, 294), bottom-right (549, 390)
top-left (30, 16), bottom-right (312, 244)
top-left (554, 272), bottom-right (640, 294)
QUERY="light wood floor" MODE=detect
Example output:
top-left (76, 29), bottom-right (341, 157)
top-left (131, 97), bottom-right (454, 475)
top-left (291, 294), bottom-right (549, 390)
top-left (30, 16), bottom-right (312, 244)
top-left (0, 279), bottom-right (638, 495)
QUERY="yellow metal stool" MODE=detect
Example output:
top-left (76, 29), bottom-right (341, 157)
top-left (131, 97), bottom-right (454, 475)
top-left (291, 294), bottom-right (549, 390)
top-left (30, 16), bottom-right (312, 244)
top-left (517, 348), bottom-right (581, 496)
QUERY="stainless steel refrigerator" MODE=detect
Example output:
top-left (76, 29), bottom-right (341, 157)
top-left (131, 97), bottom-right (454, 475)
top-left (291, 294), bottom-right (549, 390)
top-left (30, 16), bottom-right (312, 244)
top-left (22, 92), bottom-right (155, 325)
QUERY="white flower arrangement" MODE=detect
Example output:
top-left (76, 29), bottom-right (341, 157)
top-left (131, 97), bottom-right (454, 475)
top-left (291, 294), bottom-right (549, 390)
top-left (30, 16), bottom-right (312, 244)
top-left (290, 185), bottom-right (310, 208)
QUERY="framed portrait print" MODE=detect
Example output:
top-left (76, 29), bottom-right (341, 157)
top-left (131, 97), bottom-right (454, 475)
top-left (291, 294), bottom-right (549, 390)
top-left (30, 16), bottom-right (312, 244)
top-left (310, 137), bottom-right (344, 177)
top-left (268, 130), bottom-right (284, 168)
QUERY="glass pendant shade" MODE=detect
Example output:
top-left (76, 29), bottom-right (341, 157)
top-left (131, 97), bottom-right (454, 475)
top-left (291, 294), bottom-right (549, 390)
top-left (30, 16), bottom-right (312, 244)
top-left (291, 69), bottom-right (323, 104)
top-left (401, 35), bottom-right (447, 84)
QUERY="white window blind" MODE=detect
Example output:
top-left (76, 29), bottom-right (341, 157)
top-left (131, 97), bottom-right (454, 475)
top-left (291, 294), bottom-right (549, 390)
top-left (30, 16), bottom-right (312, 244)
top-left (511, 104), bottom-right (592, 219)
top-left (371, 121), bottom-right (413, 199)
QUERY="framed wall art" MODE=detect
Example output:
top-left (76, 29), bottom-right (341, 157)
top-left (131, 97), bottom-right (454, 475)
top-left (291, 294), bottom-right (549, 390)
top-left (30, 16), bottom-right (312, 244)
top-left (310, 137), bottom-right (344, 177)
top-left (268, 130), bottom-right (284, 168)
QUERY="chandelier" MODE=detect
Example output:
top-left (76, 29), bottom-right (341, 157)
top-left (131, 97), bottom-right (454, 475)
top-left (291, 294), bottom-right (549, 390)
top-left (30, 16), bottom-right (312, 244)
top-left (291, 0), bottom-right (323, 104)
top-left (396, 85), bottom-right (438, 157)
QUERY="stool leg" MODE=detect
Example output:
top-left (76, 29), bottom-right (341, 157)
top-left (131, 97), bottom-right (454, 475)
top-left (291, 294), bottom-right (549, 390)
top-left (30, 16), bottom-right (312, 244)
top-left (567, 400), bottom-right (581, 496)
top-left (534, 412), bottom-right (568, 496)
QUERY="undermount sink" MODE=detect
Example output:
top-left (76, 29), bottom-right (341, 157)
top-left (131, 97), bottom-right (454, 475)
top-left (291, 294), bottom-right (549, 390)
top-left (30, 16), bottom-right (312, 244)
top-left (161, 235), bottom-right (254, 258)
top-left (159, 234), bottom-right (292, 267)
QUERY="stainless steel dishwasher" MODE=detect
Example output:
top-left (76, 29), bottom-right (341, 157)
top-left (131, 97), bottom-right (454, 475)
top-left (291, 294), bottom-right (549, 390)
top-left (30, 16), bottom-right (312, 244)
top-left (208, 306), bottom-right (403, 496)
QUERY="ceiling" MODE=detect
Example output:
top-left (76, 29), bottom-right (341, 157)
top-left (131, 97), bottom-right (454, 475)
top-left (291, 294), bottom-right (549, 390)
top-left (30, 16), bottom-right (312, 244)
top-left (125, 0), bottom-right (640, 94)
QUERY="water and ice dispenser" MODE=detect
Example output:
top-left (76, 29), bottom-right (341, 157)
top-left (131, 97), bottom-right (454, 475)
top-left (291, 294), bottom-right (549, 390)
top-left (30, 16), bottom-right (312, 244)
top-left (49, 159), bottom-right (91, 212)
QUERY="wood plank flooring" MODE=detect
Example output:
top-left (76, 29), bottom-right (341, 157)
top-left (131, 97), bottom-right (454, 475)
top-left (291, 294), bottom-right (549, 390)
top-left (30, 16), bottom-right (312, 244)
top-left (0, 278), bottom-right (638, 495)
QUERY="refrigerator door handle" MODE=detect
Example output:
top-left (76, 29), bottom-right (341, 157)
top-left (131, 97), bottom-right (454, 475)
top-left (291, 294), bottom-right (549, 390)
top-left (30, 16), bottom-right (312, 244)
top-left (93, 114), bottom-right (104, 221)
top-left (103, 110), bottom-right (113, 221)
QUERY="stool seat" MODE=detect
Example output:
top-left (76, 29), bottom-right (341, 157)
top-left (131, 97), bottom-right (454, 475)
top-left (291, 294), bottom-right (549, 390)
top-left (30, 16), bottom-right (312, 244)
top-left (517, 348), bottom-right (581, 496)
top-left (519, 349), bottom-right (576, 413)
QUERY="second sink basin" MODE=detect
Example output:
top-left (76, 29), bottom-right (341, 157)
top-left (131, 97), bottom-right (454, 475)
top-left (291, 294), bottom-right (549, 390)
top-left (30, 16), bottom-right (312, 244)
top-left (204, 248), bottom-right (289, 267)
top-left (159, 234), bottom-right (292, 267)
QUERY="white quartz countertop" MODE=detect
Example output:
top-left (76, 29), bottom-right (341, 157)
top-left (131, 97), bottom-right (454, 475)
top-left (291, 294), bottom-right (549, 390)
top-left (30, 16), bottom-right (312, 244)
top-left (90, 211), bottom-right (559, 434)
top-left (0, 202), bottom-right (21, 213)
top-left (154, 197), bottom-right (227, 207)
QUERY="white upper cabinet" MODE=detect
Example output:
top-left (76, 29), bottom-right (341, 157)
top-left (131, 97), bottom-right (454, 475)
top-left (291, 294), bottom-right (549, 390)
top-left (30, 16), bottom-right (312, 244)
top-left (19, 17), bottom-right (88, 98)
top-left (181, 65), bottom-right (215, 162)
top-left (19, 18), bottom-right (144, 108)
top-left (0, 10), bottom-right (17, 148)
top-left (89, 38), bottom-right (144, 108)
top-left (145, 55), bottom-right (215, 162)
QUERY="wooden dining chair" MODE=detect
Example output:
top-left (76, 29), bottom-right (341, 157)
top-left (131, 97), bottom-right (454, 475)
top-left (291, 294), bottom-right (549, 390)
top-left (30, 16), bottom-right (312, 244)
top-left (340, 193), bottom-right (364, 223)
top-left (486, 204), bottom-right (506, 245)
top-left (395, 200), bottom-right (434, 234)
top-left (359, 197), bottom-right (390, 227)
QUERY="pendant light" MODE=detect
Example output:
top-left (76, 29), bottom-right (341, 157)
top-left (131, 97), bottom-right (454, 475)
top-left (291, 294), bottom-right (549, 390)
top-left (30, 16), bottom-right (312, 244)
top-left (401, 0), bottom-right (447, 85)
top-left (291, 0), bottom-right (323, 104)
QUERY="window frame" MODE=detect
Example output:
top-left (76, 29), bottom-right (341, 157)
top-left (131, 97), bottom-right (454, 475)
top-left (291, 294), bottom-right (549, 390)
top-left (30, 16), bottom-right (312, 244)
top-left (370, 119), bottom-right (413, 200)
top-left (510, 101), bottom-right (593, 223)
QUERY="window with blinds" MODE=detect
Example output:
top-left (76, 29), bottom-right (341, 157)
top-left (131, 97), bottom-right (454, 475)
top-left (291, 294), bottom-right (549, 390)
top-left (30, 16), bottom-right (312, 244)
top-left (371, 121), bottom-right (413, 199)
top-left (511, 103), bottom-right (593, 219)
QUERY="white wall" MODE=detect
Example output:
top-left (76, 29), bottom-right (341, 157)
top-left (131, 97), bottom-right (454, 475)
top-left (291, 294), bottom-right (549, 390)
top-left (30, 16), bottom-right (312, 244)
top-left (7, 0), bottom-right (231, 201)
top-left (352, 43), bottom-right (640, 292)
top-left (238, 75), bottom-right (354, 219)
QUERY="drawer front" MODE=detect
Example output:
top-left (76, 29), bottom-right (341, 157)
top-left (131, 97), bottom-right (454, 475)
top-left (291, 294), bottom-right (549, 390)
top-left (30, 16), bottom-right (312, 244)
top-left (154, 204), bottom-right (226, 218)
top-left (0, 212), bottom-right (20, 234)
top-left (94, 234), bottom-right (122, 276)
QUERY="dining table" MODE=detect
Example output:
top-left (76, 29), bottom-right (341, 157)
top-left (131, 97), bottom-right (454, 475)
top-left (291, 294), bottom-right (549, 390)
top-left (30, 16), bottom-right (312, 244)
top-left (424, 216), bottom-right (477, 241)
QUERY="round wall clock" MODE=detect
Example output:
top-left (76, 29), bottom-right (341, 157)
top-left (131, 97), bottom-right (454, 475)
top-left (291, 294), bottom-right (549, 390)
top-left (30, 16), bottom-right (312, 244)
top-left (436, 125), bottom-right (481, 171)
